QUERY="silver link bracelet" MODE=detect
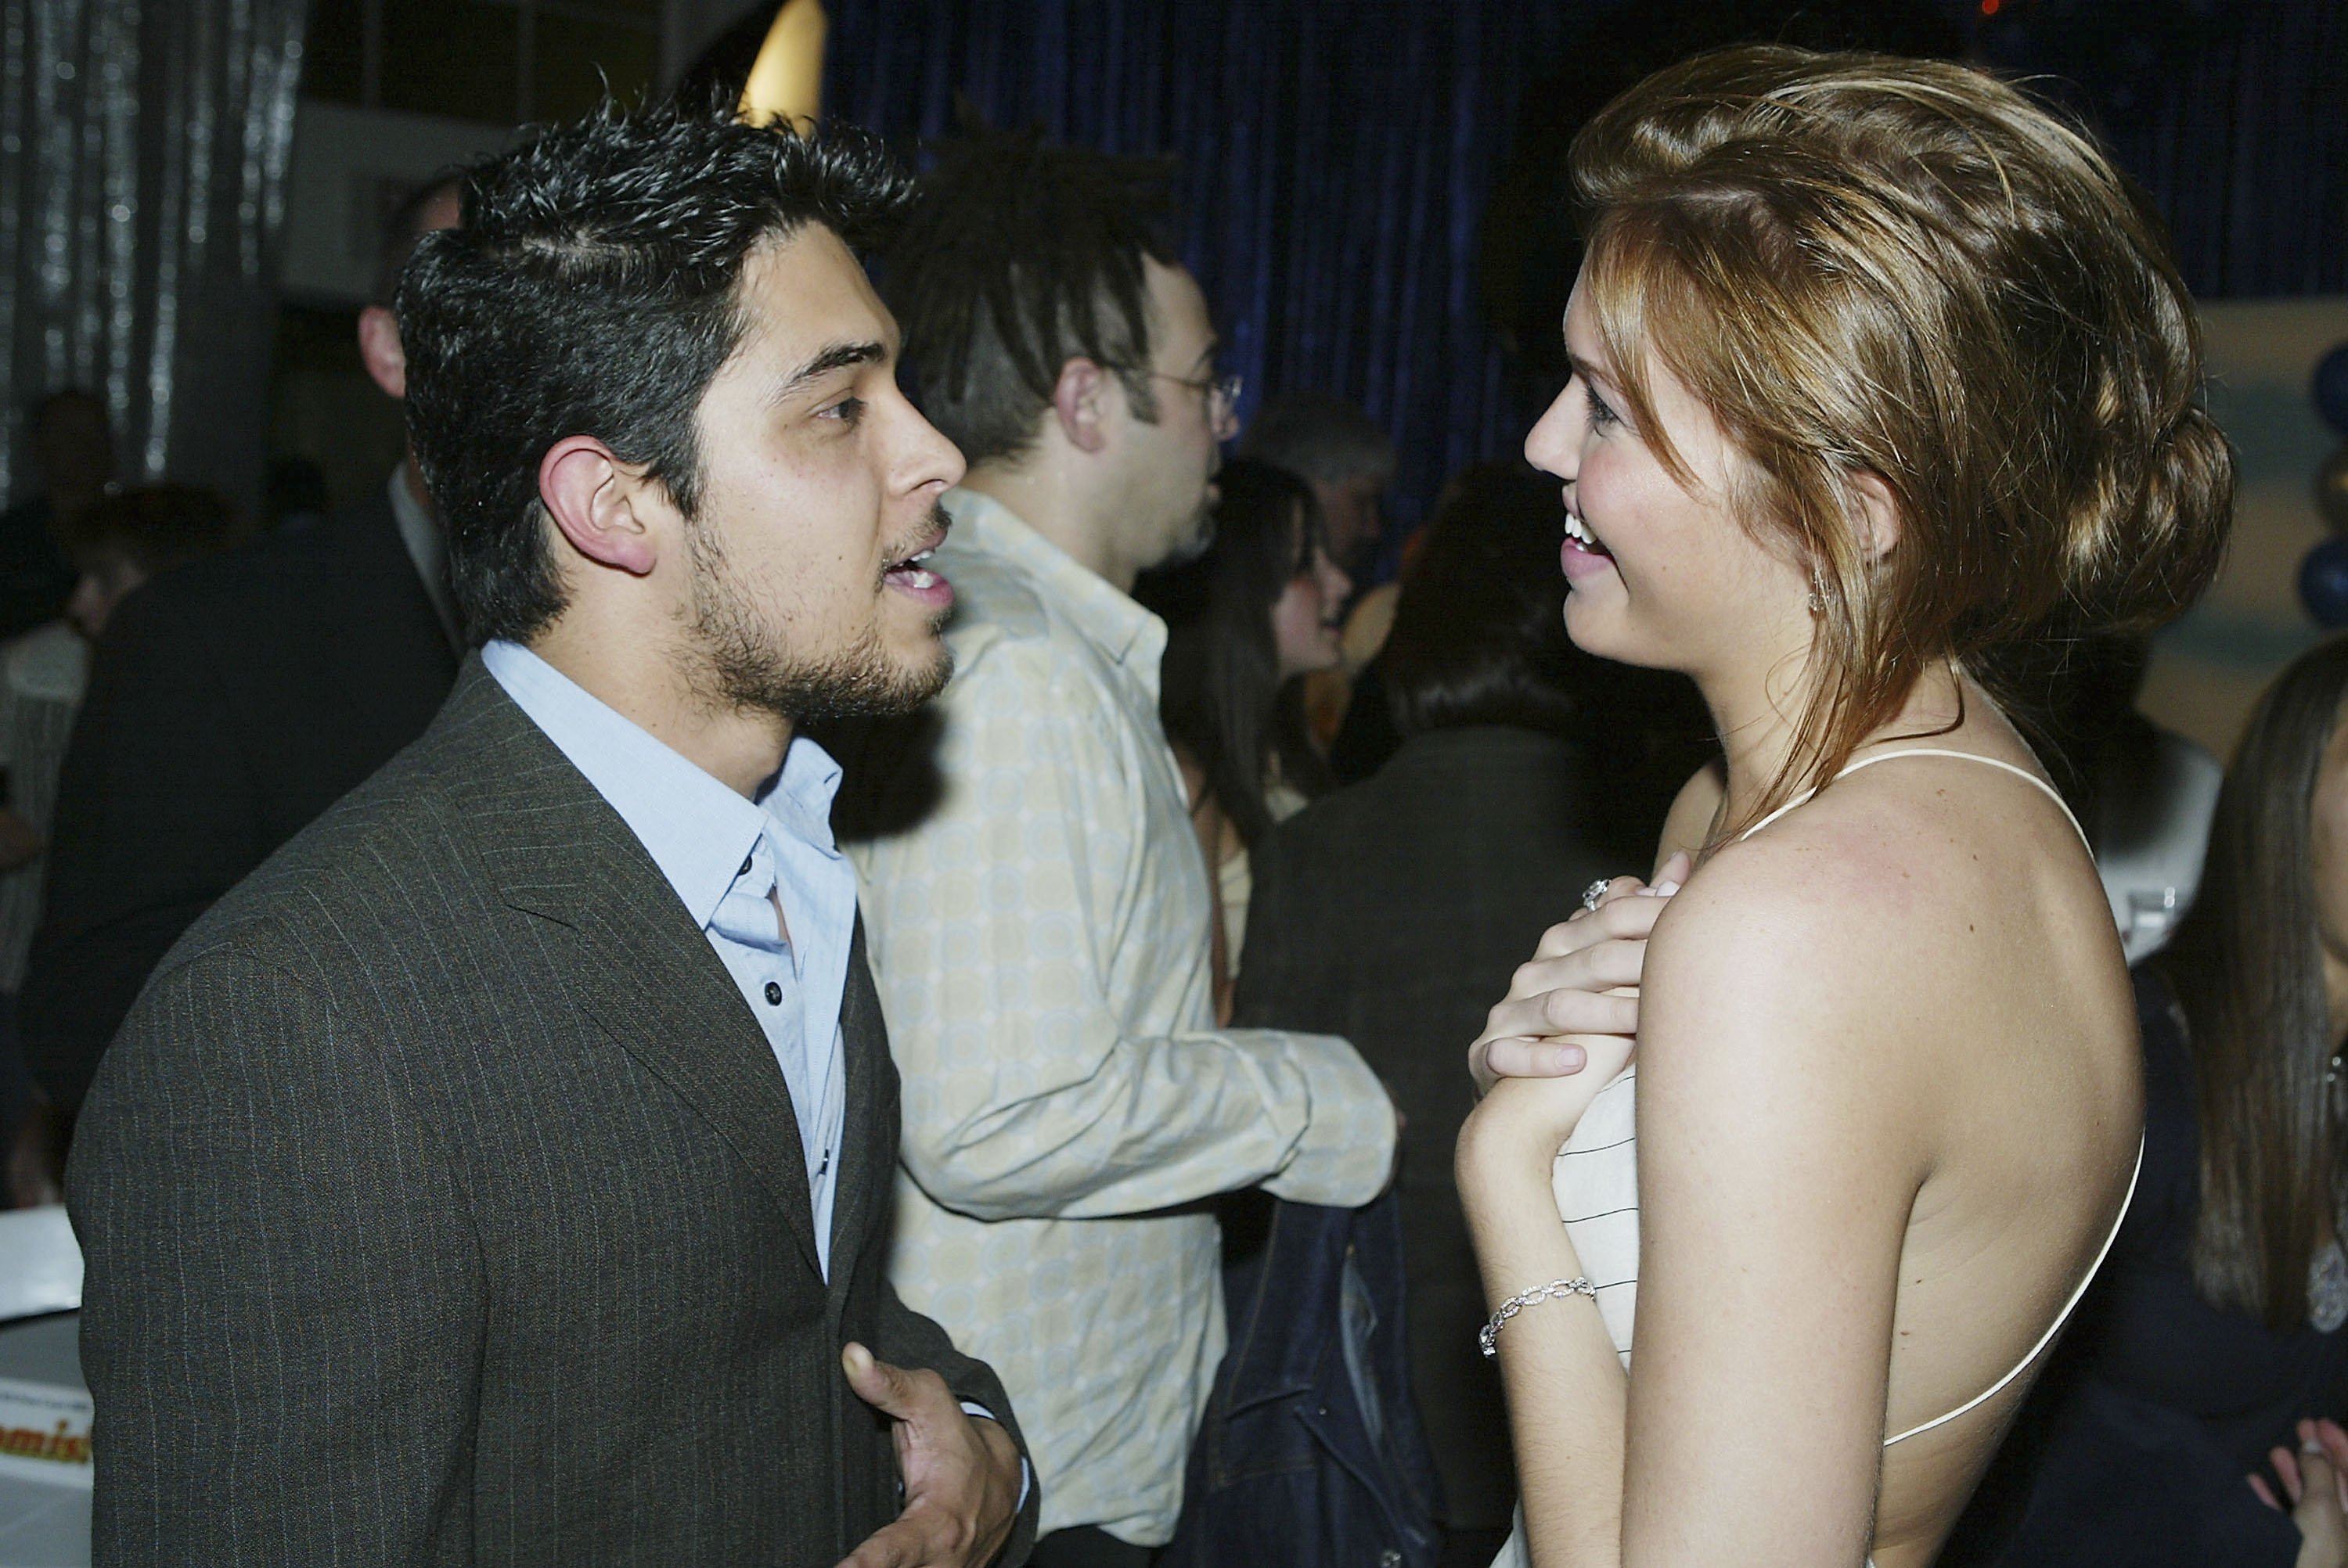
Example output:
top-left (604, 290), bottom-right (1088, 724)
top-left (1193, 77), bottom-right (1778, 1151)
top-left (1478, 1275), bottom-right (1597, 1358)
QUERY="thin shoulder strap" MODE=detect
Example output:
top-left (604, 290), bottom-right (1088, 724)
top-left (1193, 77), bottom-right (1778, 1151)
top-left (1737, 747), bottom-right (2091, 851)
top-left (1880, 1134), bottom-right (2145, 1448)
top-left (1736, 785), bottom-right (1822, 842)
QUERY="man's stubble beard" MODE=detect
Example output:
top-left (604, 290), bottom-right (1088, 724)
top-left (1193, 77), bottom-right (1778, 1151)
top-left (683, 515), bottom-right (953, 726)
top-left (1152, 495), bottom-right (1218, 572)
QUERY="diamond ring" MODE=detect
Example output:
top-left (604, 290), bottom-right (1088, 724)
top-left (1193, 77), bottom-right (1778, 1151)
top-left (1580, 878), bottom-right (1612, 914)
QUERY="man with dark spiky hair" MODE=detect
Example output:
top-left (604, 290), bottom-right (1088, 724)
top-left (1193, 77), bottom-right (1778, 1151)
top-left (841, 130), bottom-right (1395, 1566)
top-left (68, 100), bottom-right (1035, 1568)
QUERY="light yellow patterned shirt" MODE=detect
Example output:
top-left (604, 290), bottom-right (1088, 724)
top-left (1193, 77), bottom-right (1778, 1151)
top-left (842, 490), bottom-right (1397, 1546)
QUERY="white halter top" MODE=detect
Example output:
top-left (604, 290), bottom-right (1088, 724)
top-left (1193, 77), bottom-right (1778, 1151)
top-left (1492, 747), bottom-right (2145, 1567)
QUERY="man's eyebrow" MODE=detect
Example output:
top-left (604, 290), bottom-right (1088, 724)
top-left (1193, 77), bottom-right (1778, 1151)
top-left (771, 340), bottom-right (886, 402)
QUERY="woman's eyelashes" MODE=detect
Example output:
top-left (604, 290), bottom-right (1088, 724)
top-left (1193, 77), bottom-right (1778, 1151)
top-left (1583, 379), bottom-right (1622, 433)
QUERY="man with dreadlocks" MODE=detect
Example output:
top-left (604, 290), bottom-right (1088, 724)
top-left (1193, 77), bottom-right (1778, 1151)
top-left (837, 130), bottom-right (1396, 1567)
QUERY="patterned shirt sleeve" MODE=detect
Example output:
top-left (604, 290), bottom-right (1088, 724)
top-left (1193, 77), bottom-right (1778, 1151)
top-left (852, 632), bottom-right (1395, 1223)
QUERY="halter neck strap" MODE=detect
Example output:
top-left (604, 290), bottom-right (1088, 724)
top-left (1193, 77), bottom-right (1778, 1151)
top-left (1736, 747), bottom-right (2090, 850)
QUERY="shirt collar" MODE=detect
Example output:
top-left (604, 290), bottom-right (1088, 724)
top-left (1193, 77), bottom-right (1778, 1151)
top-left (480, 639), bottom-right (844, 932)
top-left (387, 463), bottom-right (461, 647)
top-left (942, 487), bottom-right (1163, 669)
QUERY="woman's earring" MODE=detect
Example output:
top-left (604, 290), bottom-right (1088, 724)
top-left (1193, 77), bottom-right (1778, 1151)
top-left (1806, 570), bottom-right (1825, 616)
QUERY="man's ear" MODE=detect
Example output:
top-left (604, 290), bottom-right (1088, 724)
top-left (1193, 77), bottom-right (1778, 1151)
top-left (1848, 470), bottom-right (1904, 565)
top-left (538, 436), bottom-right (661, 577)
top-left (357, 307), bottom-right (407, 401)
top-left (1050, 358), bottom-right (1111, 455)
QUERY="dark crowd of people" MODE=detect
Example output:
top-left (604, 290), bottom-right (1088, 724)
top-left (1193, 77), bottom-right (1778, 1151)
top-left (2, 39), bottom-right (2343, 1568)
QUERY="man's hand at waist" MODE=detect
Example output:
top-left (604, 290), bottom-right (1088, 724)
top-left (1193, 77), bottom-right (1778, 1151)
top-left (836, 1342), bottom-right (1024, 1568)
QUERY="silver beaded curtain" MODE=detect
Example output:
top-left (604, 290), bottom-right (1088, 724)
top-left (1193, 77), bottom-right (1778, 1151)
top-left (0, 0), bottom-right (307, 514)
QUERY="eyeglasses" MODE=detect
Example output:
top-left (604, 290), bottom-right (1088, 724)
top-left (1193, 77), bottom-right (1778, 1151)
top-left (1125, 367), bottom-right (1244, 433)
top-left (1154, 369), bottom-right (1243, 411)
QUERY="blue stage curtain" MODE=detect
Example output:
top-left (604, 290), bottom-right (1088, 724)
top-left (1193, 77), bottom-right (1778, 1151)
top-left (1976, 0), bottom-right (2348, 300)
top-left (826, 0), bottom-right (2347, 531)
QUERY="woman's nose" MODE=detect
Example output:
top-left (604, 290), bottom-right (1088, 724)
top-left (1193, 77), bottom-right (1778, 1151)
top-left (1525, 381), bottom-right (1583, 481)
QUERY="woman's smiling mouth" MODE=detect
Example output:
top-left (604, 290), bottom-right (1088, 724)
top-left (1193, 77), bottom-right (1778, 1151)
top-left (1561, 509), bottom-right (1615, 581)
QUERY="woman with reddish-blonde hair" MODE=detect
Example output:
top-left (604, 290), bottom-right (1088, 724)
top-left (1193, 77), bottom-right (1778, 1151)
top-left (1453, 45), bottom-right (2240, 1567)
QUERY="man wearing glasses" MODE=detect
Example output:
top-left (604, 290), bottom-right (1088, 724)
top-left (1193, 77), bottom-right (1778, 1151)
top-left (838, 130), bottom-right (1396, 1568)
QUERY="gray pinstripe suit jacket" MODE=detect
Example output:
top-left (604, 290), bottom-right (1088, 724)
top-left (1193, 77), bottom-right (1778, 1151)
top-left (66, 658), bottom-right (1036, 1566)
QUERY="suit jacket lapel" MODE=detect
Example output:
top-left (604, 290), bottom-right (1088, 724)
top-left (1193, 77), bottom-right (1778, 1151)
top-left (440, 662), bottom-right (826, 1278)
top-left (826, 920), bottom-right (895, 1307)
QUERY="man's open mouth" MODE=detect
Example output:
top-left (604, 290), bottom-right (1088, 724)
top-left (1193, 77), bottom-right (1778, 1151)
top-left (882, 545), bottom-right (942, 591)
top-left (883, 513), bottom-right (951, 592)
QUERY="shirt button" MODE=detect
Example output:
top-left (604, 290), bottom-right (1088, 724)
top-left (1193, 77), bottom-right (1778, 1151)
top-left (739, 853), bottom-right (754, 876)
top-left (764, 981), bottom-right (783, 1005)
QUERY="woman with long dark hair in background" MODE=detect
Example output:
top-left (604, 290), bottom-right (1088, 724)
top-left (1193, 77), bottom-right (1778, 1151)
top-left (1136, 456), bottom-right (1349, 1019)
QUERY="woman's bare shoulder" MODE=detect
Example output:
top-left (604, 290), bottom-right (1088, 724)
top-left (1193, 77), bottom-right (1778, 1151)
top-left (1702, 754), bottom-right (2031, 926)
top-left (1648, 819), bottom-right (1939, 1025)
top-left (1638, 788), bottom-right (2006, 1118)
top-left (1633, 837), bottom-right (1938, 1200)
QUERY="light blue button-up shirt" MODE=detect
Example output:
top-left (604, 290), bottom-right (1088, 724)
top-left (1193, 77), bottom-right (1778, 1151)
top-left (486, 642), bottom-right (1025, 1490)
top-left (484, 639), bottom-right (858, 1275)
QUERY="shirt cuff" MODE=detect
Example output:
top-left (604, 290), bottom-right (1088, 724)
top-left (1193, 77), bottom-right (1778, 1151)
top-left (960, 1401), bottom-right (1032, 1512)
top-left (1253, 1028), bottom-right (1398, 1207)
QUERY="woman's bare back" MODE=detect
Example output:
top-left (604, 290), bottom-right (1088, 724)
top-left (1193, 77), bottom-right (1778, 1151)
top-left (1648, 706), bottom-right (2141, 1562)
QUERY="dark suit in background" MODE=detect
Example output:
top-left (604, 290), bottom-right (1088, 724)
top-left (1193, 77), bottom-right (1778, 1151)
top-left (1233, 725), bottom-right (1622, 1548)
top-left (0, 494), bottom-right (77, 641)
top-left (22, 489), bottom-right (457, 1116)
top-left (67, 660), bottom-right (1036, 1565)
